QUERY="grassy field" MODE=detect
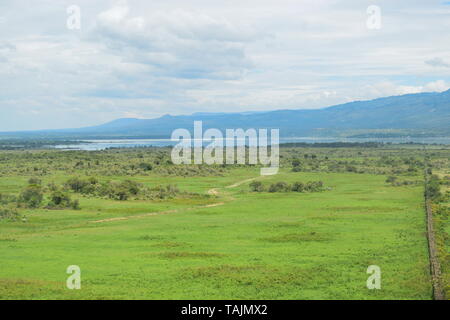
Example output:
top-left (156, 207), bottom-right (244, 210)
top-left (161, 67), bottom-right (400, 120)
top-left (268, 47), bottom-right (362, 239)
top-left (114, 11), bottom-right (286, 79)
top-left (0, 151), bottom-right (434, 299)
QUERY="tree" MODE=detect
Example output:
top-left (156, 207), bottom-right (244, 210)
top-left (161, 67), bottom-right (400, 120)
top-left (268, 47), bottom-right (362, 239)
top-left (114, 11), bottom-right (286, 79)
top-left (19, 185), bottom-right (43, 208)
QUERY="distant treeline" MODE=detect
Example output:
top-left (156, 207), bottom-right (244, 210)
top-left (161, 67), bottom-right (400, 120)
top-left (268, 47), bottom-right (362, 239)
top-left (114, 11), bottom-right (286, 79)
top-left (0, 139), bottom-right (85, 150)
top-left (279, 142), bottom-right (384, 148)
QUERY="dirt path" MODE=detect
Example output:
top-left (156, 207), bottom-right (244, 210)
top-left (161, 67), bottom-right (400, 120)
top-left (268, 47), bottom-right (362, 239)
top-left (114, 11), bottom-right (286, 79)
top-left (90, 202), bottom-right (225, 224)
top-left (91, 177), bottom-right (257, 224)
top-left (225, 177), bottom-right (257, 188)
top-left (207, 188), bottom-right (219, 196)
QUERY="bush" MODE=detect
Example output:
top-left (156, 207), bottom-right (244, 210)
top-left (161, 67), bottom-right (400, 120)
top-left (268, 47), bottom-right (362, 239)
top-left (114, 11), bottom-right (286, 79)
top-left (19, 185), bottom-right (43, 208)
top-left (71, 199), bottom-right (80, 210)
top-left (47, 191), bottom-right (81, 210)
top-left (292, 159), bottom-right (301, 167)
top-left (0, 193), bottom-right (17, 205)
top-left (268, 182), bottom-right (290, 193)
top-left (105, 182), bottom-right (130, 201)
top-left (139, 163), bottom-right (153, 171)
top-left (426, 175), bottom-right (442, 201)
top-left (249, 181), bottom-right (264, 192)
top-left (304, 181), bottom-right (324, 192)
top-left (386, 176), bottom-right (398, 184)
top-left (0, 206), bottom-right (20, 221)
top-left (120, 180), bottom-right (140, 195)
top-left (148, 185), bottom-right (180, 199)
top-left (28, 177), bottom-right (42, 185)
top-left (291, 182), bottom-right (305, 192)
top-left (251, 181), bottom-right (325, 193)
top-left (65, 177), bottom-right (90, 193)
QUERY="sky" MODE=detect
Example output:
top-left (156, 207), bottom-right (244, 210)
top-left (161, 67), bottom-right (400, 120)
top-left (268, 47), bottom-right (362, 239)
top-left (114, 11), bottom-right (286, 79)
top-left (1, 0), bottom-right (450, 131)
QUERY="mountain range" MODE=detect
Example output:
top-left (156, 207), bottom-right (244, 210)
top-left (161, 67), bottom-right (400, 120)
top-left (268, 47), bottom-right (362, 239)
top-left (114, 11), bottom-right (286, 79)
top-left (2, 89), bottom-right (450, 139)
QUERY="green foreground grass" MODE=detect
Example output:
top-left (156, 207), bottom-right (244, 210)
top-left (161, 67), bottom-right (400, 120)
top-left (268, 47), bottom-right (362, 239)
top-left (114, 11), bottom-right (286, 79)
top-left (0, 168), bottom-right (431, 299)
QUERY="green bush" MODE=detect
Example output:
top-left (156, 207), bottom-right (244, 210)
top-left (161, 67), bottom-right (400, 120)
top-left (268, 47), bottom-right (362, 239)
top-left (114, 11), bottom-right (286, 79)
top-left (0, 193), bottom-right (17, 205)
top-left (426, 179), bottom-right (442, 201)
top-left (19, 185), bottom-right (43, 208)
top-left (386, 176), bottom-right (398, 184)
top-left (251, 181), bottom-right (324, 193)
top-left (0, 205), bottom-right (20, 221)
top-left (47, 191), bottom-right (81, 210)
top-left (64, 177), bottom-right (90, 193)
top-left (291, 182), bottom-right (305, 192)
top-left (268, 182), bottom-right (290, 193)
top-left (139, 162), bottom-right (153, 171)
top-left (304, 181), bottom-right (324, 192)
top-left (249, 181), bottom-right (264, 192)
top-left (28, 177), bottom-right (42, 185)
top-left (148, 185), bottom-right (180, 199)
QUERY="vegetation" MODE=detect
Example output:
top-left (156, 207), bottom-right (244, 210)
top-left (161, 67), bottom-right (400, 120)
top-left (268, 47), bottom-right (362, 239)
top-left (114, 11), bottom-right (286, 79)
top-left (0, 143), bottom-right (449, 299)
top-left (0, 206), bottom-right (20, 221)
top-left (427, 159), bottom-right (450, 299)
top-left (250, 180), bottom-right (325, 193)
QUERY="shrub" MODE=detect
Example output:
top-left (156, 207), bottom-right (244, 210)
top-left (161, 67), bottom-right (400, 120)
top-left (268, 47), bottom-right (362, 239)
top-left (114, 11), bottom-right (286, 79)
top-left (304, 181), bottom-right (324, 192)
top-left (292, 159), bottom-right (301, 167)
top-left (105, 182), bottom-right (130, 201)
top-left (149, 185), bottom-right (180, 199)
top-left (47, 182), bottom-right (58, 192)
top-left (426, 176), bottom-right (442, 201)
top-left (50, 191), bottom-right (71, 206)
top-left (0, 193), bottom-right (17, 205)
top-left (291, 182), bottom-right (305, 192)
top-left (47, 191), bottom-right (80, 210)
top-left (268, 182), bottom-right (290, 193)
top-left (250, 181), bottom-right (325, 193)
top-left (139, 163), bottom-right (153, 171)
top-left (386, 176), bottom-right (398, 184)
top-left (71, 199), bottom-right (80, 210)
top-left (249, 181), bottom-right (264, 192)
top-left (0, 205), bottom-right (20, 221)
top-left (28, 177), bottom-right (42, 185)
top-left (65, 177), bottom-right (90, 193)
top-left (19, 185), bottom-right (43, 208)
top-left (120, 180), bottom-right (140, 195)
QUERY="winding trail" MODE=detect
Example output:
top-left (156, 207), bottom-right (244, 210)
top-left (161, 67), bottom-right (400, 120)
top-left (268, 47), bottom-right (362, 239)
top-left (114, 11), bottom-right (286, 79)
top-left (225, 177), bottom-right (257, 189)
top-left (90, 176), bottom-right (257, 224)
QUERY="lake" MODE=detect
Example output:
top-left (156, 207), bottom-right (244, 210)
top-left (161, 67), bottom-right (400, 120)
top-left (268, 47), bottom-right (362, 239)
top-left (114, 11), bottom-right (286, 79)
top-left (53, 136), bottom-right (450, 151)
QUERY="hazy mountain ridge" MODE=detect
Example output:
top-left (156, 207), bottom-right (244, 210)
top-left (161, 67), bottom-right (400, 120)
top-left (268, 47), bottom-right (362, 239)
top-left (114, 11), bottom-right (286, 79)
top-left (2, 90), bottom-right (450, 139)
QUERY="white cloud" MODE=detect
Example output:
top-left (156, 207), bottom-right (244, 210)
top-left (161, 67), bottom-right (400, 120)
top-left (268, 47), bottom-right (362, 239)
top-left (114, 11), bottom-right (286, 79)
top-left (1, 0), bottom-right (450, 130)
top-left (425, 57), bottom-right (450, 68)
top-left (92, 4), bottom-right (259, 80)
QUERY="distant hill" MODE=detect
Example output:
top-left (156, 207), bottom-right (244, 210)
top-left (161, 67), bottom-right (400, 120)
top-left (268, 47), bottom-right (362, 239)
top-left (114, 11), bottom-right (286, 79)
top-left (2, 89), bottom-right (450, 139)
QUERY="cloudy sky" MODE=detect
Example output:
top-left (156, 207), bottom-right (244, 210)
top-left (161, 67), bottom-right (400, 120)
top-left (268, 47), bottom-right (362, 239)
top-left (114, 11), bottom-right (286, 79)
top-left (1, 0), bottom-right (450, 131)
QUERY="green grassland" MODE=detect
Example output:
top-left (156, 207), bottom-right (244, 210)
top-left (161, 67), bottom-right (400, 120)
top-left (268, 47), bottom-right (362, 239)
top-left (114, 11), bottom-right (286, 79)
top-left (1, 145), bottom-right (448, 299)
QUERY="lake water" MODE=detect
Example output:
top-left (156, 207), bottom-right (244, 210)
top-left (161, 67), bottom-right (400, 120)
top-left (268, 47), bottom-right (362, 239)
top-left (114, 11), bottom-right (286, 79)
top-left (53, 137), bottom-right (450, 151)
